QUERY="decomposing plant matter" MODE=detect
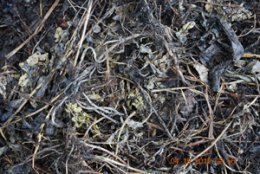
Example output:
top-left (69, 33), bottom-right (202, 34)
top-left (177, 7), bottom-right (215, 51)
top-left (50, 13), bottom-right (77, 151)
top-left (0, 0), bottom-right (259, 173)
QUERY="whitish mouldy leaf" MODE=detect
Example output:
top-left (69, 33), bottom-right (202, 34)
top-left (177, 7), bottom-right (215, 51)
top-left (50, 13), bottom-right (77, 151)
top-left (139, 44), bottom-right (152, 55)
top-left (147, 78), bottom-right (155, 90)
top-left (179, 22), bottom-right (196, 32)
top-left (93, 24), bottom-right (101, 33)
top-left (193, 63), bottom-right (209, 83)
top-left (112, 15), bottom-right (121, 21)
top-left (54, 27), bottom-right (64, 42)
top-left (227, 83), bottom-right (237, 92)
top-left (176, 21), bottom-right (196, 44)
top-left (18, 52), bottom-right (49, 92)
top-left (205, 0), bottom-right (213, 13)
top-left (24, 52), bottom-right (49, 67)
top-left (178, 0), bottom-right (185, 11)
top-left (127, 120), bottom-right (143, 130)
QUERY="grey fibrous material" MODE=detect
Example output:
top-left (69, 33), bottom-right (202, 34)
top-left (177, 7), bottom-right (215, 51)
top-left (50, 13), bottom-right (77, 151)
top-left (200, 16), bottom-right (244, 92)
top-left (76, 93), bottom-right (123, 123)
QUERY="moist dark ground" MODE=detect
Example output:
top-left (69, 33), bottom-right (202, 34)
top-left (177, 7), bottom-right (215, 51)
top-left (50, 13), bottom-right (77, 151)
top-left (0, 1), bottom-right (260, 174)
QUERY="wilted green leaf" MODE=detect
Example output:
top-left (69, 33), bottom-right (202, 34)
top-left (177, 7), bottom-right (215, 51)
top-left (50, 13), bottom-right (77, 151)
top-left (26, 52), bottom-right (49, 66)
top-left (18, 74), bottom-right (30, 88)
top-left (66, 103), bottom-right (90, 128)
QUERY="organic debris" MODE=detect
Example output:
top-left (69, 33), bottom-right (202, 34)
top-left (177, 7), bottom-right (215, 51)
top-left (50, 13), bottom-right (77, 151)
top-left (0, 0), bottom-right (260, 174)
top-left (199, 16), bottom-right (244, 91)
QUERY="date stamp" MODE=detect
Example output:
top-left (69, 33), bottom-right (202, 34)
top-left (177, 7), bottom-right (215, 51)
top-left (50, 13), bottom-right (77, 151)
top-left (169, 157), bottom-right (236, 165)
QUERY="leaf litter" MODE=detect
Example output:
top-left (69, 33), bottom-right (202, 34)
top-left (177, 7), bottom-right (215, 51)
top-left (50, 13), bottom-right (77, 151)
top-left (0, 0), bottom-right (260, 173)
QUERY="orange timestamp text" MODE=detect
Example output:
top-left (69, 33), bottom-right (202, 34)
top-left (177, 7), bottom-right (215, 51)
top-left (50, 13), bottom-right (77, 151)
top-left (169, 157), bottom-right (236, 165)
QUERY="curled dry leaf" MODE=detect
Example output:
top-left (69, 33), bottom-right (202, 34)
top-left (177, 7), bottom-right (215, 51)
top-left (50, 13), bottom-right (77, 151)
top-left (66, 103), bottom-right (90, 128)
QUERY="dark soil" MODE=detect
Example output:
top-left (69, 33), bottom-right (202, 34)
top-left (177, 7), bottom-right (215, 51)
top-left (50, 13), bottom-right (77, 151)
top-left (0, 0), bottom-right (259, 174)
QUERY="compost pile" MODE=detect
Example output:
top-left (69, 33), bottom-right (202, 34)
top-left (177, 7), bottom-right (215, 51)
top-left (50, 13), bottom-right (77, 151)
top-left (0, 0), bottom-right (260, 173)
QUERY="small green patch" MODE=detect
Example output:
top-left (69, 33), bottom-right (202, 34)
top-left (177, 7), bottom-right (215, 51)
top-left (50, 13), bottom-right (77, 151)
top-left (66, 103), bottom-right (90, 128)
